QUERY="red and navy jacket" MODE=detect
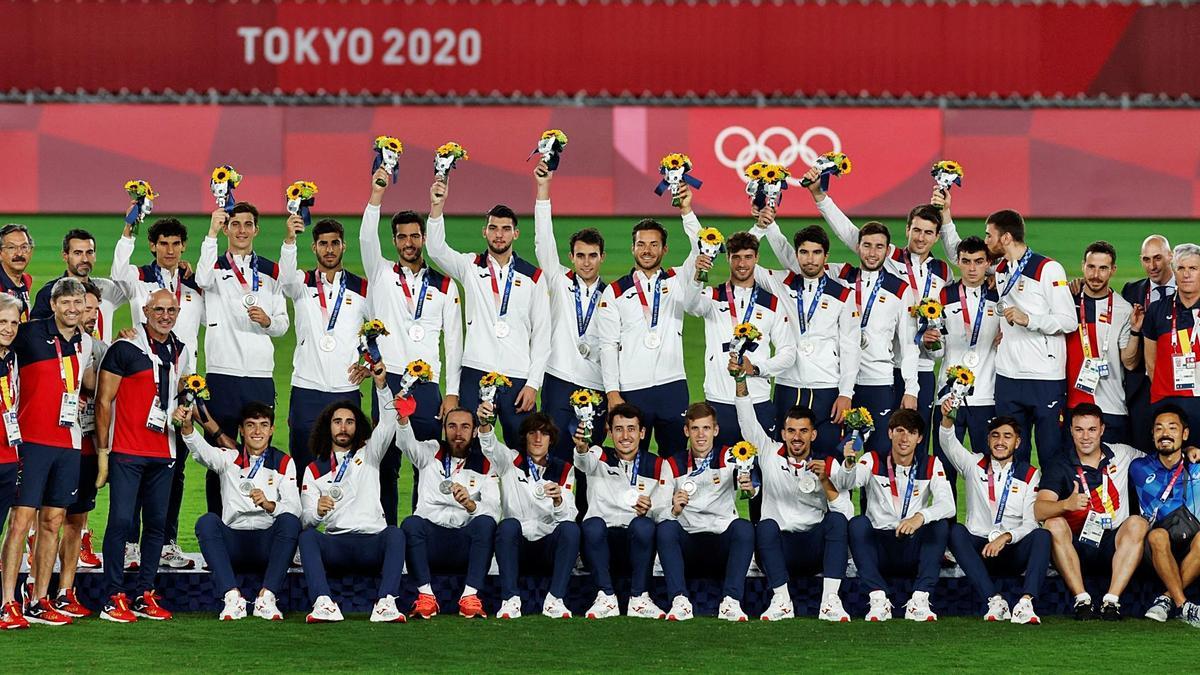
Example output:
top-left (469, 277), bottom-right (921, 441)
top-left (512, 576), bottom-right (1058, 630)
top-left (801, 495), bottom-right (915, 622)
top-left (0, 270), bottom-right (32, 322)
top-left (12, 318), bottom-right (85, 449)
top-left (1143, 295), bottom-right (1199, 402)
top-left (99, 333), bottom-right (187, 459)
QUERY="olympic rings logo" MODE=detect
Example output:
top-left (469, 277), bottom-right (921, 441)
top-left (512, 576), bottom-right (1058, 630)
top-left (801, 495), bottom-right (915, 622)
top-left (714, 126), bottom-right (842, 186)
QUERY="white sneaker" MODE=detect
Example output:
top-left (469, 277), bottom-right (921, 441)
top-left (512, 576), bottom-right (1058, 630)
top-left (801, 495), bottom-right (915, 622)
top-left (1145, 594), bottom-right (1174, 622)
top-left (1180, 601), bottom-right (1200, 628)
top-left (1010, 597), bottom-right (1040, 625)
top-left (904, 593), bottom-right (938, 622)
top-left (759, 593), bottom-right (794, 621)
top-left (305, 595), bottom-right (344, 623)
top-left (985, 595), bottom-right (1011, 622)
top-left (123, 542), bottom-right (141, 572)
top-left (818, 594), bottom-right (851, 622)
top-left (866, 593), bottom-right (893, 622)
top-left (718, 596), bottom-right (748, 622)
top-left (497, 596), bottom-right (522, 619)
top-left (370, 595), bottom-right (407, 623)
top-left (585, 591), bottom-right (619, 619)
top-left (219, 590), bottom-right (247, 621)
top-left (666, 595), bottom-right (693, 622)
top-left (253, 590), bottom-right (283, 621)
top-left (626, 593), bottom-right (666, 619)
top-left (542, 594), bottom-right (572, 619)
top-left (159, 542), bottom-right (195, 570)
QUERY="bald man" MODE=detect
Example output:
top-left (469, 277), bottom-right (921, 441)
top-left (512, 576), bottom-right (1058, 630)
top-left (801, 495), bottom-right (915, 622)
top-left (1121, 235), bottom-right (1175, 451)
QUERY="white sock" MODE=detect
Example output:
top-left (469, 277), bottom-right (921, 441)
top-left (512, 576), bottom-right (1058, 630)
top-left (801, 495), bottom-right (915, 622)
top-left (418, 584), bottom-right (433, 595)
top-left (1102, 593), bottom-right (1119, 605)
top-left (1074, 592), bottom-right (1091, 604)
top-left (461, 585), bottom-right (477, 599)
top-left (911, 590), bottom-right (929, 602)
top-left (822, 578), bottom-right (841, 597)
top-left (772, 584), bottom-right (791, 603)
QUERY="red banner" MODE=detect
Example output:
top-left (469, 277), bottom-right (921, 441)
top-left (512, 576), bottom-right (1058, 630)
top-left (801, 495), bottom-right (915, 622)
top-left (2, 104), bottom-right (1199, 219)
top-left (0, 1), bottom-right (1196, 98)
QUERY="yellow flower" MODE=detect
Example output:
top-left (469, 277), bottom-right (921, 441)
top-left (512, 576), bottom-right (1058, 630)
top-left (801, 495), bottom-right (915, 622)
top-left (570, 389), bottom-right (598, 406)
top-left (375, 135), bottom-right (403, 153)
top-left (744, 162), bottom-right (767, 180)
top-left (437, 142), bottom-right (468, 159)
top-left (360, 319), bottom-right (390, 337)
top-left (918, 298), bottom-right (943, 320)
top-left (660, 153), bottom-right (692, 170)
top-left (733, 322), bottom-right (762, 341)
top-left (844, 407), bottom-right (874, 430)
top-left (406, 360), bottom-right (431, 379)
top-left (303, 181), bottom-right (318, 197)
top-left (286, 184), bottom-right (302, 200)
top-left (212, 167), bottom-right (229, 182)
top-left (698, 227), bottom-right (724, 245)
top-left (936, 160), bottom-right (964, 177)
top-left (542, 129), bottom-right (568, 145)
top-left (481, 372), bottom-right (512, 388)
top-left (730, 441), bottom-right (757, 462)
top-left (824, 152), bottom-right (851, 176)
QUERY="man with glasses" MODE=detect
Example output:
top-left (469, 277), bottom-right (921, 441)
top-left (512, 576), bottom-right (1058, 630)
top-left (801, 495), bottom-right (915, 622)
top-left (0, 224), bottom-right (34, 322)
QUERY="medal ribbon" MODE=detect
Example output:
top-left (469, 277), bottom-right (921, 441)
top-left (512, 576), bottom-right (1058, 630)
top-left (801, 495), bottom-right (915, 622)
top-left (855, 271), bottom-right (885, 335)
top-left (315, 270), bottom-right (348, 333)
top-left (396, 265), bottom-right (431, 321)
top-left (487, 257), bottom-right (516, 321)
top-left (332, 450), bottom-right (355, 483)
top-left (887, 456), bottom-right (918, 519)
top-left (226, 252), bottom-right (261, 293)
top-left (987, 465), bottom-right (1016, 526)
top-left (797, 275), bottom-right (826, 335)
top-left (152, 263), bottom-right (183, 304)
top-left (573, 277), bottom-right (602, 337)
top-left (998, 248), bottom-right (1032, 302)
top-left (632, 272), bottom-right (664, 331)
top-left (960, 284), bottom-right (987, 351)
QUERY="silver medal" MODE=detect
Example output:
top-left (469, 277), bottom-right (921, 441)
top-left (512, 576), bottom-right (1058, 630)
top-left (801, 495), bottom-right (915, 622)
top-left (318, 335), bottom-right (337, 352)
top-left (242, 293), bottom-right (259, 308)
top-left (681, 480), bottom-right (698, 496)
top-left (494, 320), bottom-right (511, 339)
top-left (994, 300), bottom-right (1007, 314)
top-left (859, 333), bottom-right (870, 350)
top-left (533, 483), bottom-right (547, 500)
top-left (238, 480), bottom-right (255, 496)
top-left (643, 332), bottom-right (662, 349)
top-left (408, 324), bottom-right (426, 342)
top-left (798, 338), bottom-right (815, 356)
top-left (963, 350), bottom-right (980, 368)
top-left (797, 473), bottom-right (817, 494)
top-left (626, 488), bottom-right (641, 508)
top-left (438, 479), bottom-right (454, 495)
top-left (577, 342), bottom-right (591, 359)
top-left (328, 485), bottom-right (345, 502)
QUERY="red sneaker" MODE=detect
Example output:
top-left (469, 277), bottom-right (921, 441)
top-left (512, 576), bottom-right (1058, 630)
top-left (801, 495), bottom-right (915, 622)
top-left (411, 593), bottom-right (440, 620)
top-left (25, 597), bottom-right (74, 626)
top-left (131, 590), bottom-right (172, 621)
top-left (78, 532), bottom-right (102, 569)
top-left (458, 594), bottom-right (487, 619)
top-left (0, 600), bottom-right (29, 630)
top-left (53, 588), bottom-right (93, 618)
top-left (100, 593), bottom-right (138, 623)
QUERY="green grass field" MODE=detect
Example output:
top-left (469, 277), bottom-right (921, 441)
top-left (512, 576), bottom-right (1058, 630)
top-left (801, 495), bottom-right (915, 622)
top-left (4, 211), bottom-right (1198, 670)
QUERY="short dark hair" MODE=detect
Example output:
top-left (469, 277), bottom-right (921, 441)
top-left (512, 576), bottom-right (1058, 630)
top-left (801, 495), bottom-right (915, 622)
top-left (309, 401), bottom-right (369, 463)
top-left (569, 228), bottom-right (605, 255)
top-left (1068, 403), bottom-right (1105, 425)
top-left (726, 232), bottom-right (759, 256)
top-left (239, 401), bottom-right (276, 427)
top-left (907, 204), bottom-right (943, 233)
top-left (62, 229), bottom-right (95, 253)
top-left (312, 218), bottom-right (344, 241)
top-left (684, 402), bottom-right (718, 424)
top-left (518, 412), bottom-right (558, 448)
top-left (0, 223), bottom-right (33, 247)
top-left (607, 403), bottom-right (645, 429)
top-left (391, 210), bottom-right (425, 237)
top-left (230, 202), bottom-right (259, 225)
top-left (486, 204), bottom-right (519, 228)
top-left (888, 408), bottom-right (925, 435)
top-left (1084, 240), bottom-right (1117, 265)
top-left (793, 225), bottom-right (830, 254)
top-left (148, 218), bottom-right (188, 244)
top-left (1154, 404), bottom-right (1190, 430)
top-left (859, 221), bottom-right (891, 247)
top-left (987, 415), bottom-right (1022, 437)
top-left (442, 407), bottom-right (477, 428)
top-left (631, 219), bottom-right (667, 245)
top-left (783, 405), bottom-right (818, 428)
top-left (986, 209), bottom-right (1025, 243)
top-left (81, 280), bottom-right (102, 302)
top-left (956, 235), bottom-right (988, 258)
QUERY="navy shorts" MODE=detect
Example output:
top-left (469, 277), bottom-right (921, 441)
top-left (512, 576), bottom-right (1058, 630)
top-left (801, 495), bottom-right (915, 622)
top-left (16, 442), bottom-right (81, 509)
top-left (68, 453), bottom-right (100, 515)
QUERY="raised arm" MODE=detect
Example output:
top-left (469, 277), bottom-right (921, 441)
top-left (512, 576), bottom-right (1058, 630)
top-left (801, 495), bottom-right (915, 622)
top-left (194, 211), bottom-right (226, 290)
top-left (423, 179), bottom-right (472, 281)
top-left (734, 388), bottom-right (774, 451)
top-left (276, 223), bottom-right (304, 299)
top-left (362, 373), bottom-right (398, 464)
top-left (532, 163), bottom-right (564, 278)
top-left (937, 412), bottom-right (980, 475)
top-left (360, 168), bottom-right (392, 279)
top-left (807, 185), bottom-right (860, 253)
top-left (525, 276), bottom-right (552, 392)
top-left (181, 428), bottom-right (234, 473)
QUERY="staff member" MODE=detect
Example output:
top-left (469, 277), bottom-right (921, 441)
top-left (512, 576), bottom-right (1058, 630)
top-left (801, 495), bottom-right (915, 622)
top-left (298, 366), bottom-right (407, 624)
top-left (0, 223), bottom-right (33, 321)
top-left (1144, 243), bottom-right (1200, 425)
top-left (95, 289), bottom-right (190, 624)
top-left (0, 296), bottom-right (22, 630)
top-left (181, 403), bottom-right (301, 622)
top-left (31, 229), bottom-right (126, 342)
top-left (1121, 234), bottom-right (1174, 450)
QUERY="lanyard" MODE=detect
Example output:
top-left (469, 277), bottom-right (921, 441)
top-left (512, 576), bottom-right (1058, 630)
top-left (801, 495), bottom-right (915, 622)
top-left (1169, 299), bottom-right (1200, 355)
top-left (797, 275), bottom-right (826, 335)
top-left (887, 456), bottom-right (918, 519)
top-left (0, 362), bottom-right (15, 412)
top-left (1076, 466), bottom-right (1115, 517)
top-left (999, 249), bottom-right (1032, 302)
top-left (242, 451), bottom-right (266, 480)
top-left (855, 271), bottom-right (885, 334)
top-left (52, 337), bottom-right (82, 394)
top-left (332, 450), bottom-right (355, 483)
top-left (152, 263), bottom-right (183, 304)
top-left (487, 257), bottom-right (516, 320)
top-left (627, 453), bottom-right (642, 486)
top-left (1155, 460), bottom-right (1187, 516)
top-left (315, 270), bottom-right (348, 333)
top-left (226, 252), bottom-right (261, 293)
top-left (903, 251), bottom-right (933, 301)
top-left (725, 283), bottom-right (758, 328)
top-left (396, 265), bottom-right (431, 321)
top-left (1078, 292), bottom-right (1113, 360)
top-left (573, 277), bottom-right (602, 337)
top-left (632, 272), bottom-right (664, 330)
top-left (688, 451), bottom-right (713, 477)
top-left (526, 455), bottom-right (543, 482)
top-left (960, 284), bottom-right (987, 350)
top-left (987, 464), bottom-right (1016, 525)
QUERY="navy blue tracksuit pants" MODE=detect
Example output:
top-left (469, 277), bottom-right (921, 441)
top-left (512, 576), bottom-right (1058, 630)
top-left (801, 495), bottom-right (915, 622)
top-left (401, 514), bottom-right (496, 591)
top-left (205, 374), bottom-right (276, 514)
top-left (195, 512), bottom-right (301, 597)
top-left (894, 369), bottom-right (936, 450)
top-left (710, 399), bottom-right (776, 450)
top-left (0, 463), bottom-right (16, 543)
top-left (495, 519), bottom-right (580, 600)
top-left (848, 515), bottom-right (950, 596)
top-left (851, 384), bottom-right (895, 454)
top-left (622, 380), bottom-right (690, 457)
top-left (543, 373), bottom-right (608, 462)
top-left (755, 513), bottom-right (849, 589)
top-left (374, 375), bottom-right (441, 522)
top-left (104, 453), bottom-right (174, 596)
top-left (297, 526), bottom-right (406, 603)
top-left (581, 516), bottom-right (657, 596)
top-left (657, 519), bottom-right (755, 601)
top-left (948, 525), bottom-right (1052, 604)
top-left (995, 376), bottom-right (1065, 467)
top-left (774, 386), bottom-right (841, 458)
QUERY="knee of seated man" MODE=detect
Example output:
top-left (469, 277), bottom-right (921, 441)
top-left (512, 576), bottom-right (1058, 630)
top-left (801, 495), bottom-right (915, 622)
top-left (1042, 517), bottom-right (1071, 540)
top-left (1118, 515), bottom-right (1149, 538)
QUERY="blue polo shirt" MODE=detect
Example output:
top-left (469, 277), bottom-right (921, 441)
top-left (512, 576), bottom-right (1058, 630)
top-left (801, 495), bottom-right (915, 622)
top-left (1130, 455), bottom-right (1200, 525)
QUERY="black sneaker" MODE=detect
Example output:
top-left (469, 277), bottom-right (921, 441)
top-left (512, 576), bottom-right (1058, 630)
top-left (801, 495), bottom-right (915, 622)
top-left (1074, 598), bottom-right (1097, 621)
top-left (1101, 600), bottom-right (1122, 621)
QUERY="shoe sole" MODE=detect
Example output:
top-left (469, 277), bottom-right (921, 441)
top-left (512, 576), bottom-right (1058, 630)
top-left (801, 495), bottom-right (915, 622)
top-left (370, 615), bottom-right (408, 623)
top-left (55, 609), bottom-right (91, 618)
top-left (1, 623), bottom-right (30, 630)
top-left (100, 613), bottom-right (137, 623)
top-left (132, 612), bottom-right (171, 621)
top-left (25, 616), bottom-right (72, 626)
top-left (459, 612), bottom-right (487, 619)
top-left (305, 616), bottom-right (343, 623)
top-left (413, 612), bottom-right (438, 620)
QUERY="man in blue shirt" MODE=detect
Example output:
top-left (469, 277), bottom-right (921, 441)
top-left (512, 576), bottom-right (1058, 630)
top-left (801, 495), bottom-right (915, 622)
top-left (1130, 404), bottom-right (1200, 626)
